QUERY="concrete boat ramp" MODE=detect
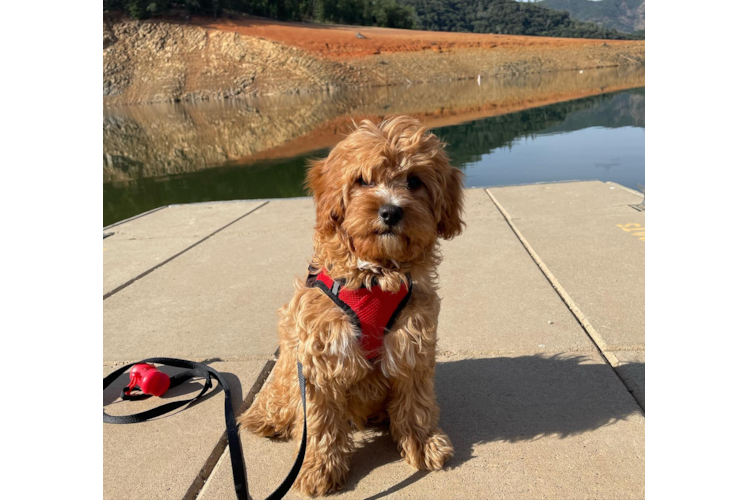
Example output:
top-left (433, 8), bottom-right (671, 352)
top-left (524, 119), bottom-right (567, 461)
top-left (103, 180), bottom-right (645, 500)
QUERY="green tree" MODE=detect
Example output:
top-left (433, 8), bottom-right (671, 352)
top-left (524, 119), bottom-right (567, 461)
top-left (104, 0), bottom-right (636, 39)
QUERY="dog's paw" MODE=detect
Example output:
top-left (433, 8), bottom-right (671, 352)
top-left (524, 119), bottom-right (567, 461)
top-left (236, 404), bottom-right (278, 437)
top-left (422, 431), bottom-right (454, 470)
top-left (402, 430), bottom-right (454, 471)
top-left (294, 462), bottom-right (346, 497)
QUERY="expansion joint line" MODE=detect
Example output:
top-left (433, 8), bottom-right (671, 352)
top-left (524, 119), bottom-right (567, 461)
top-left (103, 201), bottom-right (269, 300)
top-left (484, 189), bottom-right (644, 414)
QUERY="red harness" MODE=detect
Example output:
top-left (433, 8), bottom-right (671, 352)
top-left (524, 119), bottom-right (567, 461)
top-left (307, 268), bottom-right (412, 360)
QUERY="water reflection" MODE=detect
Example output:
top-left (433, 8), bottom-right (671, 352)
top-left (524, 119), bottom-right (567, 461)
top-left (442, 88), bottom-right (643, 165)
top-left (450, 88), bottom-right (644, 189)
top-left (103, 68), bottom-right (644, 226)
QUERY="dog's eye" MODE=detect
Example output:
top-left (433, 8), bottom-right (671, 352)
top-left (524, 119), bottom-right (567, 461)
top-left (407, 177), bottom-right (423, 190)
top-left (357, 177), bottom-right (373, 187)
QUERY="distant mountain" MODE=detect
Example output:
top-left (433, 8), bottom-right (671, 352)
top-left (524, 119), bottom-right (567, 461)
top-left (537, 0), bottom-right (644, 34)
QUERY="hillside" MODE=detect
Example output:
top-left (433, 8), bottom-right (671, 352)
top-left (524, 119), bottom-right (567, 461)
top-left (402, 0), bottom-right (636, 39)
top-left (539, 0), bottom-right (645, 34)
top-left (103, 16), bottom-right (644, 105)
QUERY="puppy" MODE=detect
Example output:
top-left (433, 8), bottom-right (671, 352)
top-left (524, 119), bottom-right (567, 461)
top-left (238, 116), bottom-right (465, 496)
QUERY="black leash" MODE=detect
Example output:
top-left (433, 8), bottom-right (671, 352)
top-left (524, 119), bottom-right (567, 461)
top-left (103, 357), bottom-right (307, 500)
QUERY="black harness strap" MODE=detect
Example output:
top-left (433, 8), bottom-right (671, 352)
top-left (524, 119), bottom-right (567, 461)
top-left (310, 278), bottom-right (363, 337)
top-left (103, 357), bottom-right (307, 500)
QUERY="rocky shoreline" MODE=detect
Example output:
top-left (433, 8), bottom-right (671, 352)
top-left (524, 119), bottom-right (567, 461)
top-left (104, 19), bottom-right (645, 106)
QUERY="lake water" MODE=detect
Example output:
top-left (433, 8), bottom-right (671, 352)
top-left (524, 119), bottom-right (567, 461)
top-left (104, 66), bottom-right (644, 226)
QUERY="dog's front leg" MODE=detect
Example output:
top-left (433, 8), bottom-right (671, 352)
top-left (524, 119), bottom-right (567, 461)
top-left (294, 299), bottom-right (370, 496)
top-left (294, 382), bottom-right (353, 497)
top-left (387, 368), bottom-right (454, 471)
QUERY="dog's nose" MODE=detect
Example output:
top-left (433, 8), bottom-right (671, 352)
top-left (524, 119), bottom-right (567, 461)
top-left (379, 204), bottom-right (403, 227)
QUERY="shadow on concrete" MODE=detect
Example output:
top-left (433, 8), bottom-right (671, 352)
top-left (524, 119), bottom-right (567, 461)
top-left (103, 363), bottom-right (243, 419)
top-left (613, 361), bottom-right (645, 411)
top-left (437, 355), bottom-right (642, 467)
top-left (341, 354), bottom-right (643, 494)
top-left (338, 429), bottom-right (414, 497)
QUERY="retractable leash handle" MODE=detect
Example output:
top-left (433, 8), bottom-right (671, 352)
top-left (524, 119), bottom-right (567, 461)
top-left (124, 363), bottom-right (171, 397)
top-left (103, 357), bottom-right (307, 500)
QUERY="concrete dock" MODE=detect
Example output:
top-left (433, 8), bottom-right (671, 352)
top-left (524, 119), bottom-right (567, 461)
top-left (103, 180), bottom-right (645, 500)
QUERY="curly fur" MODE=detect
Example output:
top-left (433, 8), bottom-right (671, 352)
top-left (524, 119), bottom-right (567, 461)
top-left (238, 116), bottom-right (465, 496)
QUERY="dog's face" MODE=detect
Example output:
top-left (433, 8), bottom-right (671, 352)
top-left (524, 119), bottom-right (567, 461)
top-left (307, 117), bottom-right (465, 265)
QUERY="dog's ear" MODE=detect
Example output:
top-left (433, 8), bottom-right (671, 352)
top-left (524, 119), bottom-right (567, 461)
top-left (306, 157), bottom-right (345, 234)
top-left (437, 165), bottom-right (465, 240)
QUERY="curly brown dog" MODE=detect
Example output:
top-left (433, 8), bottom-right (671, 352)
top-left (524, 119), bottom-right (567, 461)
top-left (238, 116), bottom-right (465, 496)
